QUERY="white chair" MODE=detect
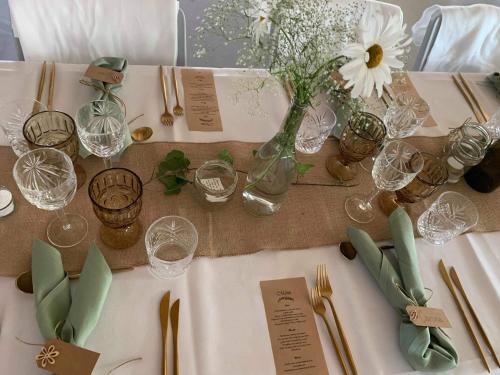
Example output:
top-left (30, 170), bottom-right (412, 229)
top-left (412, 4), bottom-right (500, 72)
top-left (8, 0), bottom-right (183, 65)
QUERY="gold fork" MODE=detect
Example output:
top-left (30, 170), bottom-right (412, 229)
top-left (317, 264), bottom-right (357, 375)
top-left (159, 65), bottom-right (174, 126)
top-left (310, 285), bottom-right (349, 375)
top-left (171, 68), bottom-right (184, 117)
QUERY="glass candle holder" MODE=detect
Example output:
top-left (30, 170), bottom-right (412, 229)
top-left (0, 186), bottom-right (14, 217)
top-left (88, 168), bottom-right (143, 249)
top-left (145, 216), bottom-right (198, 278)
top-left (23, 110), bottom-right (86, 187)
top-left (194, 160), bottom-right (238, 205)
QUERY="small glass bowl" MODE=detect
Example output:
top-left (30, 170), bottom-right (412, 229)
top-left (145, 216), bottom-right (199, 278)
top-left (194, 160), bottom-right (238, 205)
top-left (0, 186), bottom-right (14, 217)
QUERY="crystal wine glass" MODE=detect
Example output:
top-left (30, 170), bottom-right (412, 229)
top-left (345, 140), bottom-right (424, 223)
top-left (378, 152), bottom-right (448, 216)
top-left (295, 104), bottom-right (337, 154)
top-left (76, 100), bottom-right (126, 169)
top-left (384, 93), bottom-right (429, 139)
top-left (13, 148), bottom-right (88, 247)
top-left (326, 112), bottom-right (386, 181)
top-left (417, 191), bottom-right (478, 245)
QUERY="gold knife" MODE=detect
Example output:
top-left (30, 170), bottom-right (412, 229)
top-left (458, 73), bottom-right (489, 123)
top-left (48, 62), bottom-right (56, 111)
top-left (450, 267), bottom-right (500, 367)
top-left (33, 61), bottom-right (47, 114)
top-left (171, 299), bottom-right (180, 375)
top-left (160, 291), bottom-right (171, 375)
top-left (438, 260), bottom-right (491, 372)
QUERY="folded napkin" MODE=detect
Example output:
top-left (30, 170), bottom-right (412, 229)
top-left (32, 239), bottom-right (112, 347)
top-left (80, 56), bottom-right (132, 158)
top-left (347, 208), bottom-right (458, 372)
top-left (488, 72), bottom-right (500, 94)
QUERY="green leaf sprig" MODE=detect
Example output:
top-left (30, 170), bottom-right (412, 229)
top-left (217, 149), bottom-right (234, 165)
top-left (157, 150), bottom-right (191, 195)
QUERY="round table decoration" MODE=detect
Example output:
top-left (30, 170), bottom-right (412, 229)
top-left (23, 110), bottom-right (87, 188)
top-left (88, 168), bottom-right (143, 249)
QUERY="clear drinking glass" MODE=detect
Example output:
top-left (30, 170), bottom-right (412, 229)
top-left (0, 98), bottom-right (47, 156)
top-left (345, 140), bottom-right (424, 223)
top-left (76, 100), bottom-right (126, 169)
top-left (384, 93), bottom-right (429, 139)
top-left (417, 191), bottom-right (479, 245)
top-left (145, 216), bottom-right (199, 278)
top-left (13, 148), bottom-right (88, 247)
top-left (295, 105), bottom-right (337, 153)
top-left (194, 160), bottom-right (238, 205)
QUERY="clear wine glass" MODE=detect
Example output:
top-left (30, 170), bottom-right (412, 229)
top-left (13, 148), bottom-right (88, 247)
top-left (384, 93), bottom-right (429, 139)
top-left (417, 191), bottom-right (478, 245)
top-left (345, 140), bottom-right (424, 223)
top-left (76, 100), bottom-right (126, 169)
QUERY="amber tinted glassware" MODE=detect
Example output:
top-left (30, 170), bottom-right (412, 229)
top-left (326, 112), bottom-right (386, 181)
top-left (23, 111), bottom-right (86, 187)
top-left (88, 168), bottom-right (143, 249)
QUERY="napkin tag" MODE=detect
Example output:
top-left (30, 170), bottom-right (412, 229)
top-left (36, 339), bottom-right (100, 375)
top-left (200, 177), bottom-right (225, 191)
top-left (406, 306), bottom-right (452, 328)
top-left (84, 65), bottom-right (123, 84)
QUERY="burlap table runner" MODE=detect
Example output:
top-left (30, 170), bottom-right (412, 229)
top-left (1, 138), bottom-right (499, 276)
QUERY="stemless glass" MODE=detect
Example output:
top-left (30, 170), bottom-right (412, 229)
top-left (194, 160), bottom-right (238, 205)
top-left (76, 100), bottom-right (126, 169)
top-left (145, 216), bottom-right (199, 278)
top-left (13, 148), bottom-right (88, 247)
top-left (379, 153), bottom-right (448, 215)
top-left (88, 168), bottom-right (143, 249)
top-left (384, 93), bottom-right (429, 139)
top-left (345, 140), bottom-right (424, 223)
top-left (23, 110), bottom-right (86, 187)
top-left (326, 112), bottom-right (386, 181)
top-left (417, 191), bottom-right (479, 245)
top-left (295, 105), bottom-right (337, 153)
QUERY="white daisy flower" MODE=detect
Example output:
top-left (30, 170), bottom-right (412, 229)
top-left (246, 0), bottom-right (274, 45)
top-left (339, 13), bottom-right (411, 98)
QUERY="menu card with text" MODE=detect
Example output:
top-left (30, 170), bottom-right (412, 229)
top-left (181, 69), bottom-right (223, 131)
top-left (260, 278), bottom-right (329, 375)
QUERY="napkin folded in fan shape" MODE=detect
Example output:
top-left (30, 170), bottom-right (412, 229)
top-left (346, 208), bottom-right (458, 372)
top-left (32, 239), bottom-right (112, 347)
top-left (80, 56), bottom-right (133, 158)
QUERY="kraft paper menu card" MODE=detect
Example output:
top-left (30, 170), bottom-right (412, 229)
top-left (182, 69), bottom-right (223, 131)
top-left (260, 277), bottom-right (329, 375)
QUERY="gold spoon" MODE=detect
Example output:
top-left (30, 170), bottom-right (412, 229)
top-left (16, 266), bottom-right (135, 294)
top-left (131, 127), bottom-right (153, 142)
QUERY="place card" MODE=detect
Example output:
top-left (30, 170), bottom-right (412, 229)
top-left (181, 69), bottom-right (223, 132)
top-left (84, 65), bottom-right (123, 84)
top-left (260, 277), bottom-right (329, 375)
top-left (406, 305), bottom-right (452, 328)
top-left (36, 339), bottom-right (100, 375)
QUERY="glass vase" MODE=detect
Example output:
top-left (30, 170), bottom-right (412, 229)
top-left (242, 102), bottom-right (306, 216)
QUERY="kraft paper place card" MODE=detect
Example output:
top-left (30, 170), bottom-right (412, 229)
top-left (260, 277), bottom-right (329, 375)
top-left (181, 69), bottom-right (223, 132)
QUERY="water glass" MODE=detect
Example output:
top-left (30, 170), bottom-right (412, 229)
top-left (345, 140), bottom-right (424, 223)
top-left (417, 191), bottom-right (478, 245)
top-left (146, 216), bottom-right (199, 278)
top-left (295, 104), bottom-right (337, 153)
top-left (13, 148), bottom-right (88, 247)
top-left (88, 168), bottom-right (143, 249)
top-left (194, 160), bottom-right (238, 205)
top-left (76, 100), bottom-right (126, 169)
top-left (384, 93), bottom-right (429, 139)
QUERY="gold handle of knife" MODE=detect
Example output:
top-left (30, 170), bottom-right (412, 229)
top-left (47, 62), bottom-right (56, 111)
top-left (33, 61), bottom-right (47, 114)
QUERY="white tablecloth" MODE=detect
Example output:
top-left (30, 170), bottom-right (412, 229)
top-left (0, 62), bottom-right (499, 375)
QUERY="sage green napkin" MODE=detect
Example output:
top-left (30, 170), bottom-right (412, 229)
top-left (346, 208), bottom-right (458, 372)
top-left (32, 240), bottom-right (112, 347)
top-left (79, 56), bottom-right (132, 158)
top-left (488, 72), bottom-right (500, 94)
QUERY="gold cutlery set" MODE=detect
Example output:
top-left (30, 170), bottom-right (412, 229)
top-left (452, 72), bottom-right (490, 123)
top-left (33, 61), bottom-right (56, 113)
top-left (310, 264), bottom-right (357, 375)
top-left (439, 260), bottom-right (499, 372)
top-left (159, 66), bottom-right (184, 126)
top-left (160, 291), bottom-right (181, 375)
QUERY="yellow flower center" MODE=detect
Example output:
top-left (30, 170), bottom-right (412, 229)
top-left (366, 44), bottom-right (383, 69)
top-left (259, 15), bottom-right (266, 22)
